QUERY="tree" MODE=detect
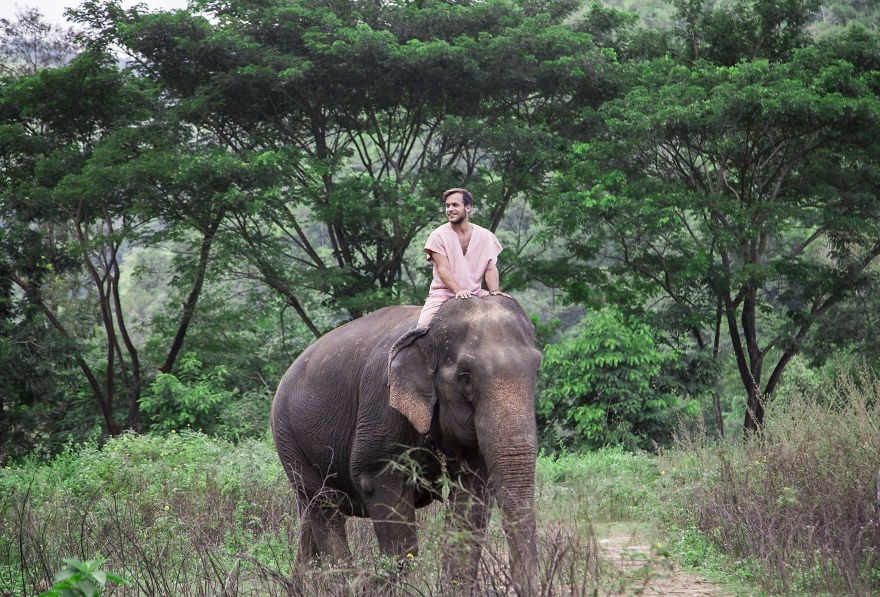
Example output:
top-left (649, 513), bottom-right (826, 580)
top-left (538, 307), bottom-right (691, 452)
top-left (0, 8), bottom-right (79, 76)
top-left (539, 39), bottom-right (880, 434)
top-left (0, 49), bottom-right (254, 438)
top-left (72, 0), bottom-right (613, 332)
top-left (670, 0), bottom-right (822, 66)
top-left (1, 50), bottom-right (152, 435)
top-left (814, 0), bottom-right (880, 32)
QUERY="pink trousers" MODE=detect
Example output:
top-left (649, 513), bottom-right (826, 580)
top-left (417, 290), bottom-right (490, 328)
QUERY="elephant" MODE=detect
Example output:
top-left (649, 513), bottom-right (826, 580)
top-left (271, 295), bottom-right (542, 594)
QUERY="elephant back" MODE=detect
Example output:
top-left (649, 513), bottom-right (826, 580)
top-left (271, 305), bottom-right (422, 504)
top-left (278, 305), bottom-right (422, 395)
top-left (431, 295), bottom-right (536, 345)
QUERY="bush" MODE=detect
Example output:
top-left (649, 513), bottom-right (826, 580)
top-left (140, 353), bottom-right (233, 434)
top-left (0, 431), bottom-right (294, 596)
top-left (658, 365), bottom-right (880, 594)
top-left (0, 431), bottom-right (619, 596)
top-left (538, 307), bottom-right (696, 453)
top-left (39, 557), bottom-right (126, 597)
top-left (140, 353), bottom-right (274, 441)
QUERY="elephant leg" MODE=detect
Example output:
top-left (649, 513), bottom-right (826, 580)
top-left (443, 469), bottom-right (492, 586)
top-left (297, 494), bottom-right (351, 564)
top-left (295, 518), bottom-right (319, 567)
top-left (363, 476), bottom-right (419, 560)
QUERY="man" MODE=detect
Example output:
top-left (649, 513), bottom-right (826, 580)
top-left (417, 188), bottom-right (507, 328)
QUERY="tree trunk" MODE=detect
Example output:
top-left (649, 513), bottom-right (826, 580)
top-left (159, 215), bottom-right (222, 374)
top-left (743, 384), bottom-right (764, 436)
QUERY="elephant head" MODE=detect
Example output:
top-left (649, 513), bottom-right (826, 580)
top-left (388, 296), bottom-right (541, 594)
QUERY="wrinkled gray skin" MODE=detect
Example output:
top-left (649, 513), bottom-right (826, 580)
top-left (271, 296), bottom-right (541, 594)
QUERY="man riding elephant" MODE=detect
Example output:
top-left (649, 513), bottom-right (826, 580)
top-left (272, 295), bottom-right (541, 595)
top-left (417, 187), bottom-right (509, 328)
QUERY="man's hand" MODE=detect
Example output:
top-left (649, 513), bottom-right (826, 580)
top-left (489, 290), bottom-right (511, 298)
top-left (454, 289), bottom-right (474, 299)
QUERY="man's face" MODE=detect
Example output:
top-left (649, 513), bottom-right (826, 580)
top-left (445, 193), bottom-right (470, 225)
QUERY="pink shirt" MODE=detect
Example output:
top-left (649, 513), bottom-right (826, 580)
top-left (424, 223), bottom-right (502, 297)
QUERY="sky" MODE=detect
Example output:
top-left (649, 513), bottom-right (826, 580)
top-left (1, 0), bottom-right (187, 27)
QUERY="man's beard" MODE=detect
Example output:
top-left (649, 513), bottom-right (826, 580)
top-left (447, 213), bottom-right (465, 225)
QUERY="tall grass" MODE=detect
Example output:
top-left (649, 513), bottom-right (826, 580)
top-left (6, 372), bottom-right (874, 596)
top-left (0, 431), bottom-right (657, 596)
top-left (537, 449), bottom-right (661, 522)
top-left (0, 432), bottom-right (296, 595)
top-left (659, 365), bottom-right (880, 595)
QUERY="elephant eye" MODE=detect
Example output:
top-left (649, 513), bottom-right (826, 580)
top-left (457, 371), bottom-right (475, 396)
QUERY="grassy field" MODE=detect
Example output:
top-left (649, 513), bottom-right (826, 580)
top-left (1, 369), bottom-right (878, 595)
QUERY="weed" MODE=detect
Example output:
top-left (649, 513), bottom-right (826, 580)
top-left (38, 556), bottom-right (126, 597)
top-left (659, 364), bottom-right (880, 594)
top-left (0, 430), bottom-right (611, 595)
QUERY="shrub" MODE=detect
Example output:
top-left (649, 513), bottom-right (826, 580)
top-left (140, 353), bottom-right (234, 434)
top-left (658, 365), bottom-right (880, 594)
top-left (538, 307), bottom-right (695, 452)
top-left (39, 557), bottom-right (126, 597)
top-left (0, 431), bottom-right (294, 596)
top-left (0, 432), bottom-right (631, 595)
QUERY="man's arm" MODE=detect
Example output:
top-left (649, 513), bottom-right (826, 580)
top-left (430, 251), bottom-right (472, 298)
top-left (484, 262), bottom-right (510, 297)
top-left (484, 265), bottom-right (500, 293)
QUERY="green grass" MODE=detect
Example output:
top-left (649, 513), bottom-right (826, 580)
top-left (0, 431), bottom-right (296, 596)
top-left (657, 365), bottom-right (880, 595)
top-left (0, 433), bottom-right (658, 595)
top-left (2, 367), bottom-right (877, 595)
top-left (537, 448), bottom-right (660, 522)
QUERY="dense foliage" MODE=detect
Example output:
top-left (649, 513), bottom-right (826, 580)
top-left (541, 41), bottom-right (880, 433)
top-left (1, 0), bottom-right (879, 457)
top-left (2, 367), bottom-right (877, 594)
top-left (538, 307), bottom-right (699, 451)
top-left (0, 431), bottom-right (658, 595)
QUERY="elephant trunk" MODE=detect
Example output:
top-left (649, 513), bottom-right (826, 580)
top-left (493, 453), bottom-right (538, 596)
top-left (480, 373), bottom-right (539, 596)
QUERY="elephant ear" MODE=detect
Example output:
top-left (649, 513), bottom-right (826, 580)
top-left (387, 328), bottom-right (436, 434)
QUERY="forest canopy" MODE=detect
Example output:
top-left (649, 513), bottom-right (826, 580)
top-left (1, 0), bottom-right (878, 460)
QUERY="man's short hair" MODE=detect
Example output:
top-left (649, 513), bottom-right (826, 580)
top-left (443, 188), bottom-right (473, 207)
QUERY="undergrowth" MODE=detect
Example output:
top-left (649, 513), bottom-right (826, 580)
top-left (4, 366), bottom-right (874, 595)
top-left (658, 365), bottom-right (880, 595)
top-left (0, 431), bottom-right (655, 595)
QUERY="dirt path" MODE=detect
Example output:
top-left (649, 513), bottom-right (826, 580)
top-left (598, 527), bottom-right (735, 596)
